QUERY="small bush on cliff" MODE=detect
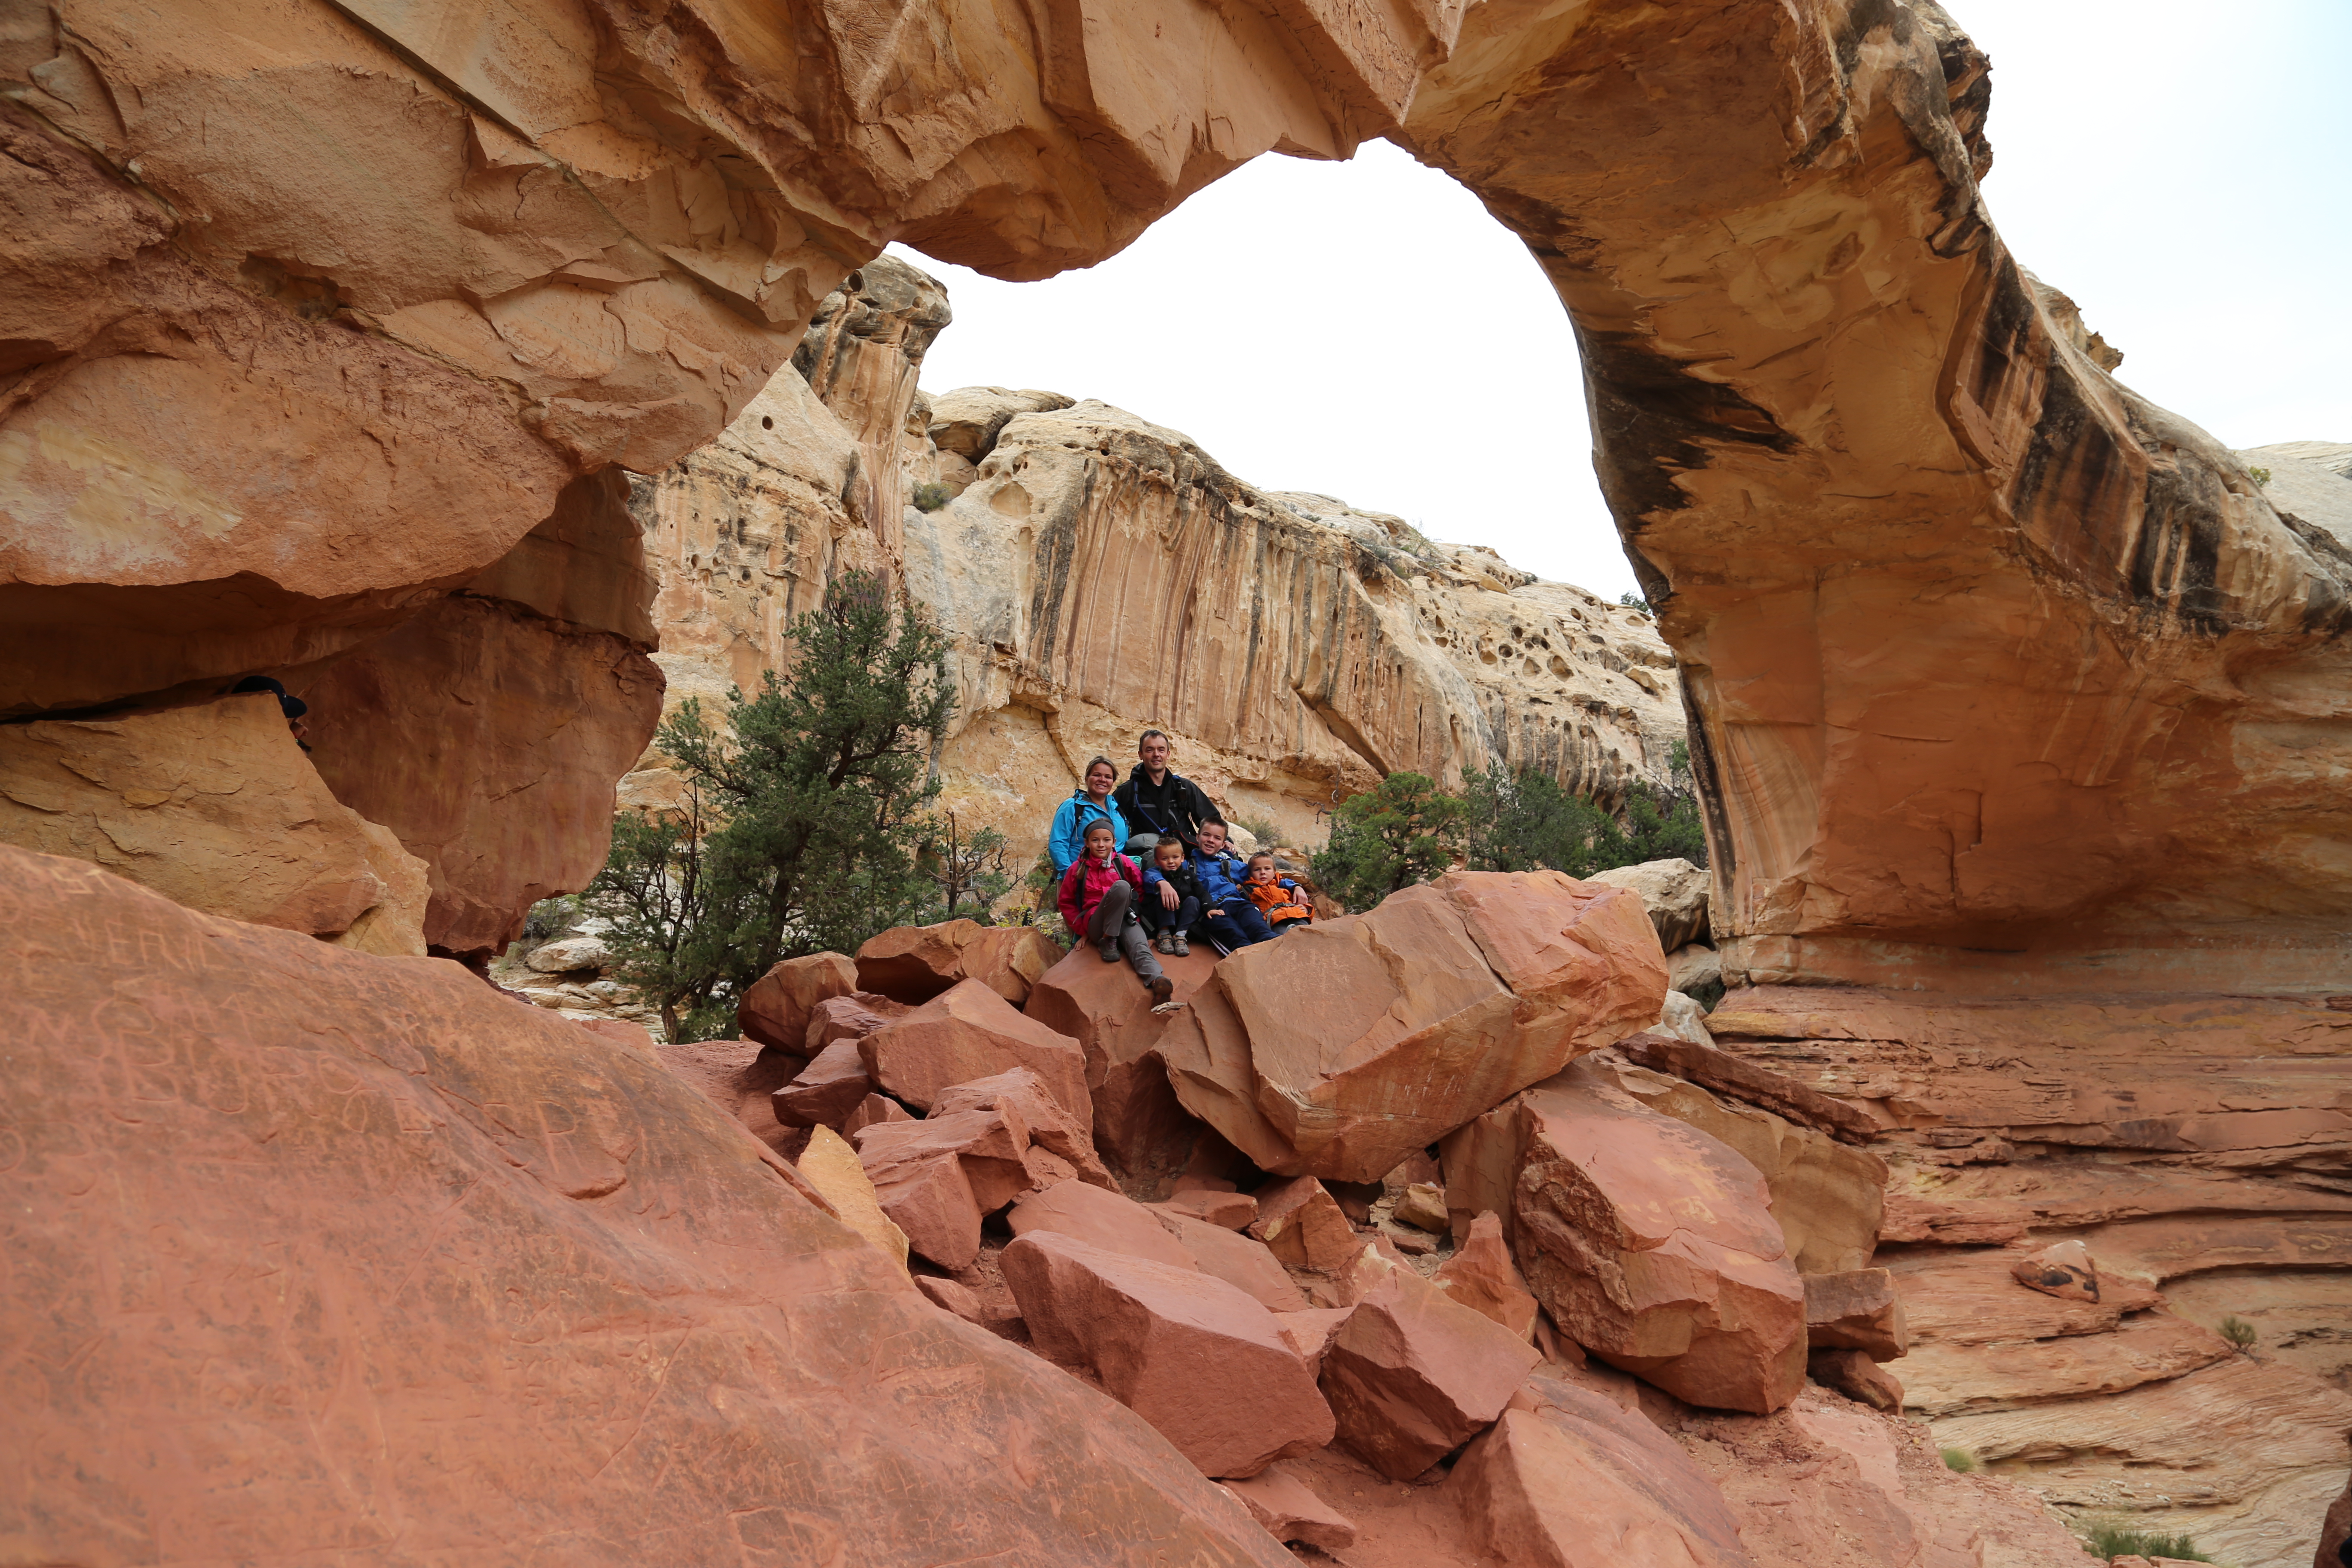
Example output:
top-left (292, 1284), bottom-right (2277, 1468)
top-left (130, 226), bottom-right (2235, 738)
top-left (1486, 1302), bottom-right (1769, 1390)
top-left (2079, 1518), bottom-right (2211, 1561)
top-left (911, 480), bottom-right (953, 511)
top-left (2219, 1314), bottom-right (2258, 1353)
top-left (1940, 1447), bottom-right (1976, 1473)
top-left (590, 571), bottom-right (956, 1040)
top-left (1310, 772), bottom-right (1470, 911)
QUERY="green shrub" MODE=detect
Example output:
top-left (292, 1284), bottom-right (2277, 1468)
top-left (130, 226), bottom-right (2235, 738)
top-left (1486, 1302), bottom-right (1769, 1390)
top-left (1311, 772), bottom-right (1470, 912)
top-left (2247, 465), bottom-right (2272, 489)
top-left (1940, 1447), bottom-right (1976, 1473)
top-left (2079, 1517), bottom-right (2211, 1561)
top-left (2219, 1314), bottom-right (2257, 1352)
top-left (1618, 591), bottom-right (1652, 613)
top-left (1236, 816), bottom-right (1282, 850)
top-left (911, 480), bottom-right (954, 511)
top-left (589, 570), bottom-right (955, 1041)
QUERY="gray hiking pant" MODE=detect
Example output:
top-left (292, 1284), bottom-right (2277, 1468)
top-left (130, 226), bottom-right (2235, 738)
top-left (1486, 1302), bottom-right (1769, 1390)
top-left (1085, 879), bottom-right (1164, 983)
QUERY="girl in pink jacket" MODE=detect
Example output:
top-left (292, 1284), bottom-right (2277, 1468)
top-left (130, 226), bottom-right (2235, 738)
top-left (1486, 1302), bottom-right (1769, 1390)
top-left (1056, 821), bottom-right (1172, 1005)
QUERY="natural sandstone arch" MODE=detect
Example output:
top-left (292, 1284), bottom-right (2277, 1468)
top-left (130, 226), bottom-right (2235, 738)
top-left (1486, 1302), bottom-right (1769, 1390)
top-left (6, 0), bottom-right (2343, 983)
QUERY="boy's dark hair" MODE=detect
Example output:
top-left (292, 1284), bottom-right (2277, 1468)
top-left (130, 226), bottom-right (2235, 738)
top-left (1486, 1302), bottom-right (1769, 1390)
top-left (1154, 835), bottom-right (1185, 852)
top-left (1246, 851), bottom-right (1275, 868)
top-left (1199, 814), bottom-right (1226, 828)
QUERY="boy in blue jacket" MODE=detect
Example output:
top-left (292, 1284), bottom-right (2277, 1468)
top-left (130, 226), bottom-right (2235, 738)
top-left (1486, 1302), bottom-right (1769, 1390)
top-left (1188, 819), bottom-right (1273, 952)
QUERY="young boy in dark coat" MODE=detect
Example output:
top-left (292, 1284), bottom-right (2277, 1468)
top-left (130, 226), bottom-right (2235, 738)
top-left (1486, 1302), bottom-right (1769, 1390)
top-left (1139, 835), bottom-right (1204, 956)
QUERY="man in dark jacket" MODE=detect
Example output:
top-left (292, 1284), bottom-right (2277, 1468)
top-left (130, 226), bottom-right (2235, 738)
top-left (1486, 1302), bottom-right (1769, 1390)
top-left (1113, 730), bottom-right (1219, 853)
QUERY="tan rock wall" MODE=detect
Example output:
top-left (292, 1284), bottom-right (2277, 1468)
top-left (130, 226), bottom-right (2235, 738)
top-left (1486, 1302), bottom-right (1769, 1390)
top-left (0, 693), bottom-right (426, 954)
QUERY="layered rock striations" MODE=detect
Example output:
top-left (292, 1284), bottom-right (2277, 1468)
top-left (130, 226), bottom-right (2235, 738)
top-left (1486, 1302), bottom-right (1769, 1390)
top-left (632, 259), bottom-right (1686, 858)
top-left (1708, 986), bottom-right (2352, 1565)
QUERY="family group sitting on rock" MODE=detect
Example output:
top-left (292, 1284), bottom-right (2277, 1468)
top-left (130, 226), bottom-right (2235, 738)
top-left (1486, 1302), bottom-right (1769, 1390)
top-left (1046, 730), bottom-right (1313, 1008)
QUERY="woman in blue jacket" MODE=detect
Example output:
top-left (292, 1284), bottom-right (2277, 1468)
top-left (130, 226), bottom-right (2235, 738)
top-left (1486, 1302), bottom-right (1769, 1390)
top-left (1047, 757), bottom-right (1130, 876)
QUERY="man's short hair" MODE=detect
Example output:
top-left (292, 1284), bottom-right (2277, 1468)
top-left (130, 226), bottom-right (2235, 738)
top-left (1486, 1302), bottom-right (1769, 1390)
top-left (1137, 729), bottom-right (1168, 748)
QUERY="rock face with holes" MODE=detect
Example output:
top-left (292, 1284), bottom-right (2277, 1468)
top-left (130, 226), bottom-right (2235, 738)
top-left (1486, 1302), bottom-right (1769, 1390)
top-left (0, 842), bottom-right (1298, 1568)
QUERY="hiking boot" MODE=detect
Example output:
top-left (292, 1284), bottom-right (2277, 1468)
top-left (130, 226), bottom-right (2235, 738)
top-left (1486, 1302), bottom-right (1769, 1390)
top-left (1146, 975), bottom-right (1174, 1008)
top-left (1098, 937), bottom-right (1119, 963)
top-left (1170, 931), bottom-right (1189, 957)
top-left (1154, 930), bottom-right (1176, 954)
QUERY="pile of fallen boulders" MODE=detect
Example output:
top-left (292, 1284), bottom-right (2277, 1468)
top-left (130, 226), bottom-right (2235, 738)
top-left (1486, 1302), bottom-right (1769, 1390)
top-left (646, 867), bottom-right (1960, 1559)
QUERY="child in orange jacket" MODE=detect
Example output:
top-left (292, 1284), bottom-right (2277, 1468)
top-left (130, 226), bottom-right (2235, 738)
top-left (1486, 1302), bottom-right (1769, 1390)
top-left (1243, 853), bottom-right (1313, 934)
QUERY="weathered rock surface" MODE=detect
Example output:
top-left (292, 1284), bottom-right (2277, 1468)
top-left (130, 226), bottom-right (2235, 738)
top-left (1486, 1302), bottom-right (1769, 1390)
top-left (859, 978), bottom-right (1092, 1130)
top-left (1588, 858), bottom-right (1711, 953)
top-left (1008, 1182), bottom-right (1198, 1273)
top-left (1250, 1176), bottom-right (1366, 1275)
top-left (851, 1107), bottom-right (1044, 1271)
top-left (1026, 943), bottom-right (1222, 1181)
top-left (1810, 1348), bottom-right (1905, 1413)
top-left (772, 1038), bottom-right (880, 1131)
top-left (1712, 984), bottom-right (2352, 1557)
top-left (1492, 1063), bottom-right (1809, 1415)
top-left (1449, 1385), bottom-right (1755, 1567)
top-left (2012, 1239), bottom-right (2102, 1302)
top-left (655, 1036), bottom-right (808, 1155)
top-left (1804, 1270), bottom-right (1909, 1362)
top-left (1170, 871), bottom-right (1664, 1182)
top-left (855, 919), bottom-right (1064, 1007)
top-left (1220, 1463), bottom-right (1357, 1553)
top-left (0, 692), bottom-right (427, 954)
top-left (301, 591), bottom-right (664, 956)
top-left (0, 843), bottom-right (1297, 1566)
top-left (934, 1067), bottom-right (1116, 1194)
top-left (1153, 1210), bottom-right (1307, 1313)
top-left (736, 951), bottom-right (860, 1052)
top-left (1319, 1251), bottom-right (1541, 1480)
top-left (1001, 1231), bottom-right (1335, 1480)
top-left (798, 1125), bottom-right (909, 1272)
top-left (1575, 1051), bottom-right (1888, 1277)
top-left (1432, 1213), bottom-right (1540, 1343)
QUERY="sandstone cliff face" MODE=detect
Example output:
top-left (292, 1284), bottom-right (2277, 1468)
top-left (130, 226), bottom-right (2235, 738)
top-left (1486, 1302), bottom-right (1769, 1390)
top-left (632, 259), bottom-right (1684, 861)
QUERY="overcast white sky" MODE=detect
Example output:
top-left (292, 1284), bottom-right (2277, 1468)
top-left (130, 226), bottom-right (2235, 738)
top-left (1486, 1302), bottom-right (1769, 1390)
top-left (894, 0), bottom-right (2349, 602)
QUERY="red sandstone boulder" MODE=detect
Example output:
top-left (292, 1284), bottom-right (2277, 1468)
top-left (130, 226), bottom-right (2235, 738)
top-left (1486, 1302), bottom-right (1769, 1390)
top-left (934, 1068), bottom-right (1115, 1192)
top-left (737, 951), bottom-right (859, 1050)
top-left (852, 1110), bottom-right (1035, 1270)
top-left (2010, 1238), bottom-right (2101, 1302)
top-left (806, 992), bottom-right (913, 1050)
top-left (1448, 1378), bottom-right (1756, 1567)
top-left (1249, 1176), bottom-right (1363, 1272)
top-left (842, 1093), bottom-right (912, 1137)
top-left (1222, 1463), bottom-right (1357, 1552)
top-left (1804, 1269), bottom-right (1910, 1362)
top-left (1154, 1210), bottom-right (1308, 1312)
top-left (1157, 1187), bottom-right (1256, 1230)
top-left (654, 1035), bottom-right (806, 1154)
top-left (1275, 1308), bottom-right (1354, 1377)
top-left (1169, 871), bottom-right (1665, 1182)
top-left (855, 919), bottom-right (1065, 1006)
top-left (773, 1038), bottom-right (879, 1130)
top-left (1507, 1065), bottom-right (1809, 1415)
top-left (861, 979), bottom-right (1092, 1131)
top-left (1433, 1212), bottom-right (1539, 1342)
top-left (1807, 1348), bottom-right (1905, 1412)
top-left (1001, 1230), bottom-right (1336, 1478)
top-left (1319, 1250), bottom-right (1542, 1480)
top-left (1008, 1181), bottom-right (1198, 1271)
top-left (1026, 945), bottom-right (1221, 1179)
top-left (0, 844), bottom-right (1296, 1566)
